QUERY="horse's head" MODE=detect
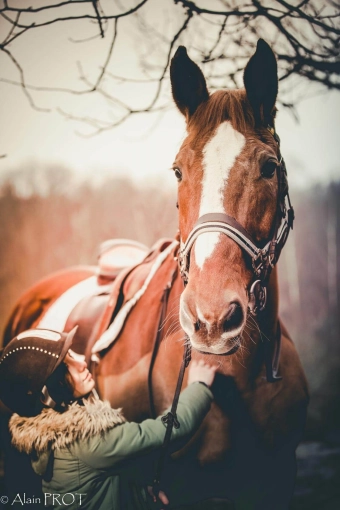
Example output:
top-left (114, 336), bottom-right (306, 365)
top-left (171, 40), bottom-right (285, 355)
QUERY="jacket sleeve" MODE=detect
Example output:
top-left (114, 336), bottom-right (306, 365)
top-left (75, 383), bottom-right (213, 470)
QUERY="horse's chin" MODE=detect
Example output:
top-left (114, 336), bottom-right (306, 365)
top-left (190, 336), bottom-right (241, 356)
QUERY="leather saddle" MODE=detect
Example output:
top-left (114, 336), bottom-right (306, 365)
top-left (63, 238), bottom-right (175, 364)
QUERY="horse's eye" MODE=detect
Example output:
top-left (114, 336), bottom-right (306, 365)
top-left (173, 167), bottom-right (182, 181)
top-left (261, 159), bottom-right (277, 179)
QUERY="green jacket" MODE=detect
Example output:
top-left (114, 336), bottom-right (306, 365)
top-left (9, 383), bottom-right (213, 510)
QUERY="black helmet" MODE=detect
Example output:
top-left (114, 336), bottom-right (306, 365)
top-left (0, 327), bottom-right (77, 416)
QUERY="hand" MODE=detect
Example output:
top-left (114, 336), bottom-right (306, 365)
top-left (187, 359), bottom-right (218, 388)
top-left (147, 486), bottom-right (169, 508)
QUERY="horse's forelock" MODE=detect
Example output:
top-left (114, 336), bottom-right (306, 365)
top-left (187, 89), bottom-right (255, 145)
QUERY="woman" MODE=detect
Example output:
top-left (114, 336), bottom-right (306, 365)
top-left (0, 327), bottom-right (217, 509)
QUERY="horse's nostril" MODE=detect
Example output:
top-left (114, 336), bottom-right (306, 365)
top-left (194, 319), bottom-right (201, 332)
top-left (222, 302), bottom-right (243, 332)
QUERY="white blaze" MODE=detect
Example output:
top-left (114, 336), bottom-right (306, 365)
top-left (194, 121), bottom-right (245, 269)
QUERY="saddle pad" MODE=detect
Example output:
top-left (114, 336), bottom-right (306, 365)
top-left (92, 240), bottom-right (179, 355)
top-left (37, 276), bottom-right (101, 331)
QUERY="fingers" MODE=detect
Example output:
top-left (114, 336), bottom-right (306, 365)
top-left (147, 486), bottom-right (156, 502)
top-left (158, 491), bottom-right (169, 505)
top-left (191, 359), bottom-right (218, 370)
top-left (187, 358), bottom-right (219, 387)
top-left (147, 486), bottom-right (169, 506)
top-left (147, 485), bottom-right (156, 503)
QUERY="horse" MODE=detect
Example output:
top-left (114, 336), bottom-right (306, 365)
top-left (2, 39), bottom-right (308, 509)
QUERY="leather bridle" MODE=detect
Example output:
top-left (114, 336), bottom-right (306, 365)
top-left (178, 126), bottom-right (294, 315)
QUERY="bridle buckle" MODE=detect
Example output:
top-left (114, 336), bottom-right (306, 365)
top-left (248, 280), bottom-right (267, 315)
top-left (178, 251), bottom-right (189, 285)
top-left (252, 252), bottom-right (265, 276)
top-left (268, 253), bottom-right (276, 269)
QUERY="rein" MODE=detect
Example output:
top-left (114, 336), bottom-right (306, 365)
top-left (148, 266), bottom-right (178, 418)
top-left (152, 340), bottom-right (191, 496)
top-left (148, 260), bottom-right (193, 497)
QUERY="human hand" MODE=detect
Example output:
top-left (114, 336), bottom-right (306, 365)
top-left (187, 359), bottom-right (218, 388)
top-left (147, 486), bottom-right (169, 508)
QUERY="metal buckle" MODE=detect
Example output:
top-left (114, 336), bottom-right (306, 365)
top-left (268, 253), bottom-right (276, 269)
top-left (252, 252), bottom-right (265, 277)
top-left (178, 251), bottom-right (189, 285)
top-left (248, 280), bottom-right (267, 315)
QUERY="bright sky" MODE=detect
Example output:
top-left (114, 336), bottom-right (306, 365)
top-left (0, 1), bottom-right (339, 192)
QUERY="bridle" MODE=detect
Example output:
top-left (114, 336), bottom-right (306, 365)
top-left (178, 126), bottom-right (294, 315)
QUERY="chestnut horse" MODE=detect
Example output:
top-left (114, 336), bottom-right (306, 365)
top-left (3, 40), bottom-right (308, 509)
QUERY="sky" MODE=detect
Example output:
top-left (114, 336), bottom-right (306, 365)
top-left (0, 0), bottom-right (339, 193)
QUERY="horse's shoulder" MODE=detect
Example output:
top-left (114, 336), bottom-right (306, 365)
top-left (245, 334), bottom-right (308, 447)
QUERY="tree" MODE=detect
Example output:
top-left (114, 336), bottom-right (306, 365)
top-left (1, 0), bottom-right (339, 134)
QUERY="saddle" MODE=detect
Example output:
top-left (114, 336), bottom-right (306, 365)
top-left (96, 239), bottom-right (150, 285)
top-left (63, 237), bottom-right (177, 364)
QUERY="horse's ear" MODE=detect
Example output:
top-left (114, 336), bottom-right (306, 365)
top-left (170, 46), bottom-right (209, 120)
top-left (243, 39), bottom-right (278, 126)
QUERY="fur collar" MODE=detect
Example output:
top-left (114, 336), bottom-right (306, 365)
top-left (9, 397), bottom-right (125, 455)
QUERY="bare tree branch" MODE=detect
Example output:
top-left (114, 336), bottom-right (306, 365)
top-left (0, 0), bottom-right (338, 131)
top-left (1, 47), bottom-right (50, 112)
top-left (2, 10), bottom-right (20, 45)
top-left (0, 0), bottom-right (149, 21)
top-left (146, 10), bottom-right (193, 110)
top-left (91, 18), bottom-right (118, 90)
top-left (92, 0), bottom-right (105, 38)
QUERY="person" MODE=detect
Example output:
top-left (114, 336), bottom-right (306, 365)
top-left (0, 327), bottom-right (217, 510)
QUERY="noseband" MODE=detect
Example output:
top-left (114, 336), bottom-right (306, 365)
top-left (178, 126), bottom-right (294, 315)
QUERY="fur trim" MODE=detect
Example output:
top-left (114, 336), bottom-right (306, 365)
top-left (9, 398), bottom-right (125, 455)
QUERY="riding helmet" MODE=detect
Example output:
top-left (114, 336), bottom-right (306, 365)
top-left (0, 327), bottom-right (77, 416)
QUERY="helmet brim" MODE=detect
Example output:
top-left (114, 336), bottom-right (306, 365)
top-left (53, 326), bottom-right (78, 371)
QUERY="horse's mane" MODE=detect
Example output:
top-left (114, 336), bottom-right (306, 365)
top-left (188, 89), bottom-right (256, 148)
